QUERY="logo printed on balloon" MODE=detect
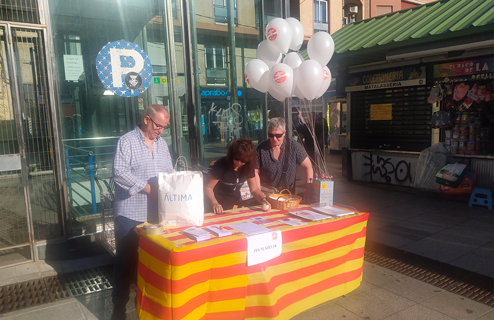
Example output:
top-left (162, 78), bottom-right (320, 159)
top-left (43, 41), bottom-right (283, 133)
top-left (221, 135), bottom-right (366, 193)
top-left (245, 74), bottom-right (250, 84)
top-left (267, 28), bottom-right (278, 41)
top-left (274, 71), bottom-right (287, 84)
top-left (323, 69), bottom-right (329, 81)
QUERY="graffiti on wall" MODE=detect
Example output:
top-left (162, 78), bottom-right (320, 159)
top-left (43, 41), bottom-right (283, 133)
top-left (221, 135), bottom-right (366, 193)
top-left (362, 154), bottom-right (412, 184)
top-left (209, 102), bottom-right (243, 142)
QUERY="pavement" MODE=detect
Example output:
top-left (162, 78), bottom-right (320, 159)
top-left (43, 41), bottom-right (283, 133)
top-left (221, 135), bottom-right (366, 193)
top-left (0, 150), bottom-right (493, 320)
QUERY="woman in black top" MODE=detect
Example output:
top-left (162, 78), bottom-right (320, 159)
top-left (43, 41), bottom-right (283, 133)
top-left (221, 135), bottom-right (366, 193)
top-left (205, 139), bottom-right (271, 214)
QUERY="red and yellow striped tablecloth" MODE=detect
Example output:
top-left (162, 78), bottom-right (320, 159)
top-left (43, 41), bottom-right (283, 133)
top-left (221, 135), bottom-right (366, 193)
top-left (136, 206), bottom-right (369, 320)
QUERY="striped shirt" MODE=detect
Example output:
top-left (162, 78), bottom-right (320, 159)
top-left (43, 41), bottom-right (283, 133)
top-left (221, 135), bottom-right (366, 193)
top-left (113, 126), bottom-right (174, 223)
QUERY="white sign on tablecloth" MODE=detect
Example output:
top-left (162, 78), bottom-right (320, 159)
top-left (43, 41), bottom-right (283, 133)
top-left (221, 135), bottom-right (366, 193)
top-left (246, 230), bottom-right (282, 266)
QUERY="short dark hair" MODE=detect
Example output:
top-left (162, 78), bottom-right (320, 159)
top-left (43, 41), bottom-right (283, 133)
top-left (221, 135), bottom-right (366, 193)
top-left (226, 138), bottom-right (256, 173)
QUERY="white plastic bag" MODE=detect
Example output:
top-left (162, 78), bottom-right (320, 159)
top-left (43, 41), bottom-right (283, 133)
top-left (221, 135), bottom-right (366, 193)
top-left (158, 157), bottom-right (204, 226)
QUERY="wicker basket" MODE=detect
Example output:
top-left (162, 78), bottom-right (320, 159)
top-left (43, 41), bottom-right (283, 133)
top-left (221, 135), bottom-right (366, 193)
top-left (267, 189), bottom-right (302, 210)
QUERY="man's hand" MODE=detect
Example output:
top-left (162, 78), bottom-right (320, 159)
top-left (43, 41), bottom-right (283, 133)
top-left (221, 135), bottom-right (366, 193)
top-left (141, 184), bottom-right (159, 200)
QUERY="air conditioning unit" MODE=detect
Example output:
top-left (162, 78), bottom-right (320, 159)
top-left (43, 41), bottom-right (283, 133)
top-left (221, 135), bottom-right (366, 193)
top-left (349, 5), bottom-right (358, 13)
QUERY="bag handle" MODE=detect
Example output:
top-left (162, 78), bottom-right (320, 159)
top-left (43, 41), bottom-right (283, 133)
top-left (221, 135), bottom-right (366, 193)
top-left (174, 156), bottom-right (188, 171)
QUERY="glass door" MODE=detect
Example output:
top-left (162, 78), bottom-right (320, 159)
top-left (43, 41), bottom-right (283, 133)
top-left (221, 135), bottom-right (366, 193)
top-left (0, 25), bottom-right (32, 266)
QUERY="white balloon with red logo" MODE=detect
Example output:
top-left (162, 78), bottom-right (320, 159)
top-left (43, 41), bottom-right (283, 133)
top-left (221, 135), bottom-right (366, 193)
top-left (257, 40), bottom-right (282, 68)
top-left (315, 67), bottom-right (332, 99)
top-left (297, 60), bottom-right (324, 101)
top-left (283, 52), bottom-right (304, 70)
top-left (286, 17), bottom-right (304, 51)
top-left (265, 18), bottom-right (292, 54)
top-left (244, 59), bottom-right (270, 93)
top-left (269, 63), bottom-right (293, 99)
top-left (307, 32), bottom-right (335, 67)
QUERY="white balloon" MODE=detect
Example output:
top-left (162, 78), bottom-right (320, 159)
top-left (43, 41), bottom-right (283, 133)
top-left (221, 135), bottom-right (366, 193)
top-left (269, 63), bottom-right (293, 98)
top-left (316, 67), bottom-right (332, 99)
top-left (266, 18), bottom-right (292, 54)
top-left (268, 86), bottom-right (287, 102)
top-left (283, 52), bottom-right (304, 69)
top-left (245, 59), bottom-right (270, 93)
top-left (286, 18), bottom-right (304, 51)
top-left (307, 32), bottom-right (335, 67)
top-left (257, 40), bottom-right (282, 68)
top-left (297, 60), bottom-right (324, 101)
top-left (291, 67), bottom-right (306, 99)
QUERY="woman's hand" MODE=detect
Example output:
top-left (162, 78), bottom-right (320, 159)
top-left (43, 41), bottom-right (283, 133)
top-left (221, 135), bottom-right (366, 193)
top-left (213, 202), bottom-right (224, 214)
top-left (261, 197), bottom-right (271, 211)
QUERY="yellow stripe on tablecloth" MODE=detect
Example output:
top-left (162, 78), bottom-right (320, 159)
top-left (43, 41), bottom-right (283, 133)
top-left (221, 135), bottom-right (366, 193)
top-left (139, 246), bottom-right (246, 280)
top-left (247, 233), bottom-right (366, 285)
top-left (137, 272), bottom-right (249, 308)
top-left (245, 275), bottom-right (364, 320)
top-left (245, 257), bottom-right (364, 308)
top-left (136, 300), bottom-right (160, 320)
top-left (283, 220), bottom-right (367, 253)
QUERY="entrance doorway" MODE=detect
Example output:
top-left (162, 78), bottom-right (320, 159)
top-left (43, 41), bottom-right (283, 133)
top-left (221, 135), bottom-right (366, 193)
top-left (0, 25), bottom-right (62, 266)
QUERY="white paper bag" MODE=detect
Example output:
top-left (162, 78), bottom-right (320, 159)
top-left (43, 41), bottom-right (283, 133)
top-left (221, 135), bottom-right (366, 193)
top-left (158, 169), bottom-right (204, 227)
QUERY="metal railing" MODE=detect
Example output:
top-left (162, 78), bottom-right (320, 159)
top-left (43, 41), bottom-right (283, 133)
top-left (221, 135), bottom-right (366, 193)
top-left (64, 138), bottom-right (118, 236)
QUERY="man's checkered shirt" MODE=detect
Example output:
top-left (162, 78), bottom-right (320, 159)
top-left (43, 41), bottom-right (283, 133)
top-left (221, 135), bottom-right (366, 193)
top-left (113, 126), bottom-right (174, 223)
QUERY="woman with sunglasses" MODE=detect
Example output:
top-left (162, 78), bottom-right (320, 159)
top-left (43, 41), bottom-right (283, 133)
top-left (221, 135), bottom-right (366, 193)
top-left (256, 117), bottom-right (314, 201)
top-left (205, 138), bottom-right (271, 214)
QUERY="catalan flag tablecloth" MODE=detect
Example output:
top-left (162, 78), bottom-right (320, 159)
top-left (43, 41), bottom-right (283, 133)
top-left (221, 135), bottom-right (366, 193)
top-left (137, 206), bottom-right (369, 320)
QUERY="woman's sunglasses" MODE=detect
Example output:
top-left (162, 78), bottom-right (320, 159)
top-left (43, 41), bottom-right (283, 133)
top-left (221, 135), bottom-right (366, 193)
top-left (268, 132), bottom-right (284, 138)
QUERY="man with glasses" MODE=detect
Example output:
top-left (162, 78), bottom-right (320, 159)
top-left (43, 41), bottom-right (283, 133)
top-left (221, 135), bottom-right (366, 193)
top-left (111, 104), bottom-right (174, 320)
top-left (255, 117), bottom-right (313, 201)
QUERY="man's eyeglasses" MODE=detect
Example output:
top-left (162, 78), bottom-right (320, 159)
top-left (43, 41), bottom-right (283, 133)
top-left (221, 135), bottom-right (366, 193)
top-left (148, 116), bottom-right (170, 130)
top-left (268, 132), bottom-right (285, 139)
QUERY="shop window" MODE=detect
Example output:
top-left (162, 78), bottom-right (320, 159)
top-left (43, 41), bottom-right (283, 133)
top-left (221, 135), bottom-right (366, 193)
top-left (205, 46), bottom-right (228, 86)
top-left (350, 86), bottom-right (431, 152)
top-left (0, 0), bottom-right (39, 24)
top-left (213, 0), bottom-right (238, 25)
top-left (340, 102), bottom-right (347, 134)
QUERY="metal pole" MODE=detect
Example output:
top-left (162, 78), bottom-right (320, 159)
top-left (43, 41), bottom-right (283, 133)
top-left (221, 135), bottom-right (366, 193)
top-left (227, 0), bottom-right (237, 108)
top-left (258, 0), bottom-right (268, 139)
top-left (41, 0), bottom-right (69, 238)
top-left (181, 0), bottom-right (204, 165)
top-left (163, 0), bottom-right (182, 159)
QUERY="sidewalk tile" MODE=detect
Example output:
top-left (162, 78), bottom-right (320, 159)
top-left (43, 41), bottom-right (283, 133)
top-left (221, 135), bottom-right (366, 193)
top-left (0, 299), bottom-right (86, 320)
top-left (291, 301), bottom-right (362, 320)
top-left (332, 287), bottom-right (415, 319)
top-left (420, 291), bottom-right (494, 320)
top-left (383, 304), bottom-right (455, 320)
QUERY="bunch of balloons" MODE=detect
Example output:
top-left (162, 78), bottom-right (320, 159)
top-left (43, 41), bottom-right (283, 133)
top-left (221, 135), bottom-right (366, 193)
top-left (244, 17), bottom-right (335, 102)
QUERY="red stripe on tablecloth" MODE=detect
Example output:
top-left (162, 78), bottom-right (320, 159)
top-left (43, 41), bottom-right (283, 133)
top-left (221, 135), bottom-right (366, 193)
top-left (138, 260), bottom-right (248, 294)
top-left (248, 227), bottom-right (367, 274)
top-left (247, 247), bottom-right (365, 295)
top-left (244, 266), bottom-right (364, 319)
top-left (139, 234), bottom-right (247, 266)
top-left (137, 286), bottom-right (247, 319)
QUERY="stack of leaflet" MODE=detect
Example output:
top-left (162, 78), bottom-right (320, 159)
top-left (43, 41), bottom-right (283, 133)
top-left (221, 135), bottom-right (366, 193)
top-left (288, 210), bottom-right (330, 221)
top-left (311, 206), bottom-right (355, 217)
top-left (182, 227), bottom-right (211, 241)
top-left (204, 225), bottom-right (232, 237)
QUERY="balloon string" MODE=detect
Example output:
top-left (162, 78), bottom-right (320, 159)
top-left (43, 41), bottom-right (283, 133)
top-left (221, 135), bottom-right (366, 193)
top-left (293, 99), bottom-right (328, 177)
